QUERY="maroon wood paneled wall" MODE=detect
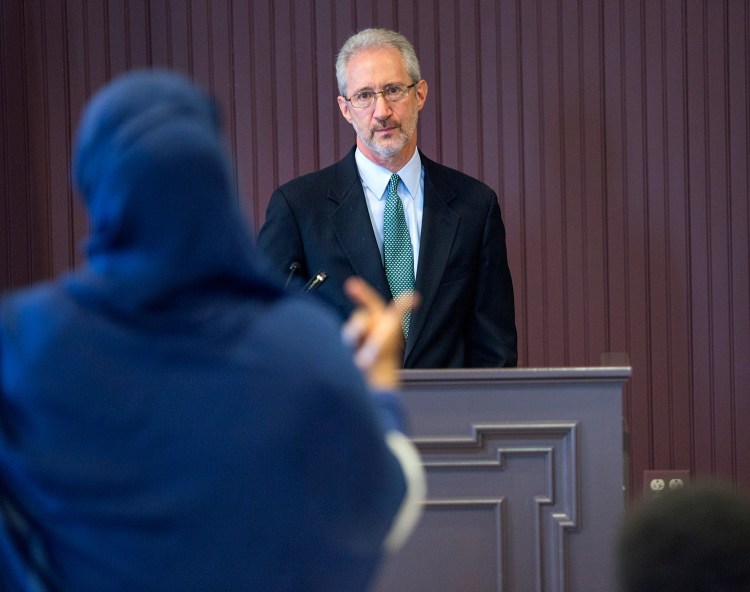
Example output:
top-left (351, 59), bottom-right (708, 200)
top-left (2, 0), bottom-right (748, 496)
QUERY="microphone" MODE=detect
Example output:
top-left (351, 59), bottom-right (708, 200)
top-left (303, 270), bottom-right (328, 293)
top-left (285, 261), bottom-right (301, 289)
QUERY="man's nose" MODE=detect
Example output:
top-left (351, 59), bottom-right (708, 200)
top-left (372, 92), bottom-right (393, 119)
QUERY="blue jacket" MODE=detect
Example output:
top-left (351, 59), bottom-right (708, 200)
top-left (0, 70), bottom-right (415, 592)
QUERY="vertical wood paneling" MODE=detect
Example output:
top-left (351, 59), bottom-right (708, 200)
top-left (581, 0), bottom-right (609, 364)
top-left (271, 0), bottom-right (295, 185)
top-left (663, 0), bottom-right (693, 472)
top-left (291, 0), bottom-right (319, 177)
top-left (332, 2), bottom-right (356, 161)
top-left (436, 5), bottom-right (459, 170)
top-left (686, 0), bottom-right (714, 476)
top-left (625, 0), bottom-right (656, 479)
top-left (496, 0), bottom-right (527, 361)
top-left (520, 0), bottom-right (546, 367)
top-left (188, 1), bottom-right (211, 90)
top-left (605, 0), bottom-right (644, 485)
top-left (412, 2), bottom-right (438, 158)
top-left (23, 0), bottom-right (54, 281)
top-left (105, 1), bottom-right (128, 75)
top-left (208, 1), bottom-right (236, 189)
top-left (311, 1), bottom-right (338, 177)
top-left (229, 1), bottom-right (258, 229)
top-left (0, 0), bottom-right (32, 287)
top-left (727, 0), bottom-right (750, 483)
top-left (127, 1), bottom-right (151, 68)
top-left (706, 0), bottom-right (735, 479)
top-left (148, 1), bottom-right (169, 67)
top-left (477, 1), bottom-right (500, 208)
top-left (248, 0), bottom-right (278, 223)
top-left (0, 3), bottom-right (8, 284)
top-left (456, 2), bottom-right (480, 179)
top-left (66, 1), bottom-right (95, 258)
top-left (48, 1), bottom-right (74, 273)
top-left (644, 0), bottom-right (670, 470)
top-left (560, 0), bottom-right (584, 365)
top-left (1, 0), bottom-right (749, 494)
top-left (167, 1), bottom-right (191, 75)
top-left (540, 0), bottom-right (567, 366)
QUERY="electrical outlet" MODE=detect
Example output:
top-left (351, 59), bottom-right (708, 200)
top-left (643, 470), bottom-right (690, 497)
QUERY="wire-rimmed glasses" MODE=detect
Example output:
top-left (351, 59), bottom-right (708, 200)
top-left (344, 83), bottom-right (417, 109)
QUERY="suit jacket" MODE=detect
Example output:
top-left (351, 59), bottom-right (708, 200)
top-left (257, 147), bottom-right (517, 368)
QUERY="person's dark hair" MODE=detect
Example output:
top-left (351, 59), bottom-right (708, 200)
top-left (617, 481), bottom-right (750, 592)
top-left (335, 28), bottom-right (421, 97)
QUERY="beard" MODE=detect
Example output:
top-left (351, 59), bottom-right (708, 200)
top-left (351, 104), bottom-right (419, 159)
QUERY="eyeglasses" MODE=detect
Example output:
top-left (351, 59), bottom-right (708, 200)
top-left (344, 83), bottom-right (417, 109)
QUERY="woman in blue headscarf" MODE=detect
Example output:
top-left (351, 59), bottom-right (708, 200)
top-left (0, 69), bottom-right (423, 591)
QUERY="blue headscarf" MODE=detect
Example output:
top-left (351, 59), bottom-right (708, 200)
top-left (68, 69), bottom-right (280, 317)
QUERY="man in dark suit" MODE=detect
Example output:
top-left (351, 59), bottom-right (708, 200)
top-left (258, 28), bottom-right (517, 369)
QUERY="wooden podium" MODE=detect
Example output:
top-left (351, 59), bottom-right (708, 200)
top-left (372, 354), bottom-right (631, 592)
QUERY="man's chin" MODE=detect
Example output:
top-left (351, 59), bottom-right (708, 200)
top-left (367, 140), bottom-right (406, 159)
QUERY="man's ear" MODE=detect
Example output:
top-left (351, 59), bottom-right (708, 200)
top-left (415, 80), bottom-right (428, 112)
top-left (337, 96), bottom-right (353, 124)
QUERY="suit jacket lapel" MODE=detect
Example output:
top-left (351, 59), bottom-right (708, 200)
top-left (329, 150), bottom-right (391, 301)
top-left (405, 154), bottom-right (460, 361)
top-left (327, 149), bottom-right (460, 364)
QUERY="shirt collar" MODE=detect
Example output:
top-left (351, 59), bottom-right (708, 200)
top-left (355, 147), bottom-right (422, 200)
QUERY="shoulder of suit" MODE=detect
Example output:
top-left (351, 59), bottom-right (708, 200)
top-left (274, 148), bottom-right (356, 195)
top-left (421, 154), bottom-right (497, 201)
top-left (275, 161), bottom-right (338, 193)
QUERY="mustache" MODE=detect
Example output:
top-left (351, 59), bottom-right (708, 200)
top-left (370, 119), bottom-right (400, 133)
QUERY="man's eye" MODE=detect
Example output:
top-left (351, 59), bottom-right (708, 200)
top-left (355, 91), bottom-right (375, 101)
top-left (384, 86), bottom-right (401, 97)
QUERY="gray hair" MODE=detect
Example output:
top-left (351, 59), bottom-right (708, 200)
top-left (335, 28), bottom-right (421, 96)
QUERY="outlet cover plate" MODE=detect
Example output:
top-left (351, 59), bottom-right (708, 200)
top-left (643, 469), bottom-right (691, 497)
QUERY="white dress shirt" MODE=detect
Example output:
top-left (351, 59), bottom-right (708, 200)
top-left (355, 147), bottom-right (424, 278)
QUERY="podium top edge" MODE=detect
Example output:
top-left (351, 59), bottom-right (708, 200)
top-left (399, 354), bottom-right (632, 383)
